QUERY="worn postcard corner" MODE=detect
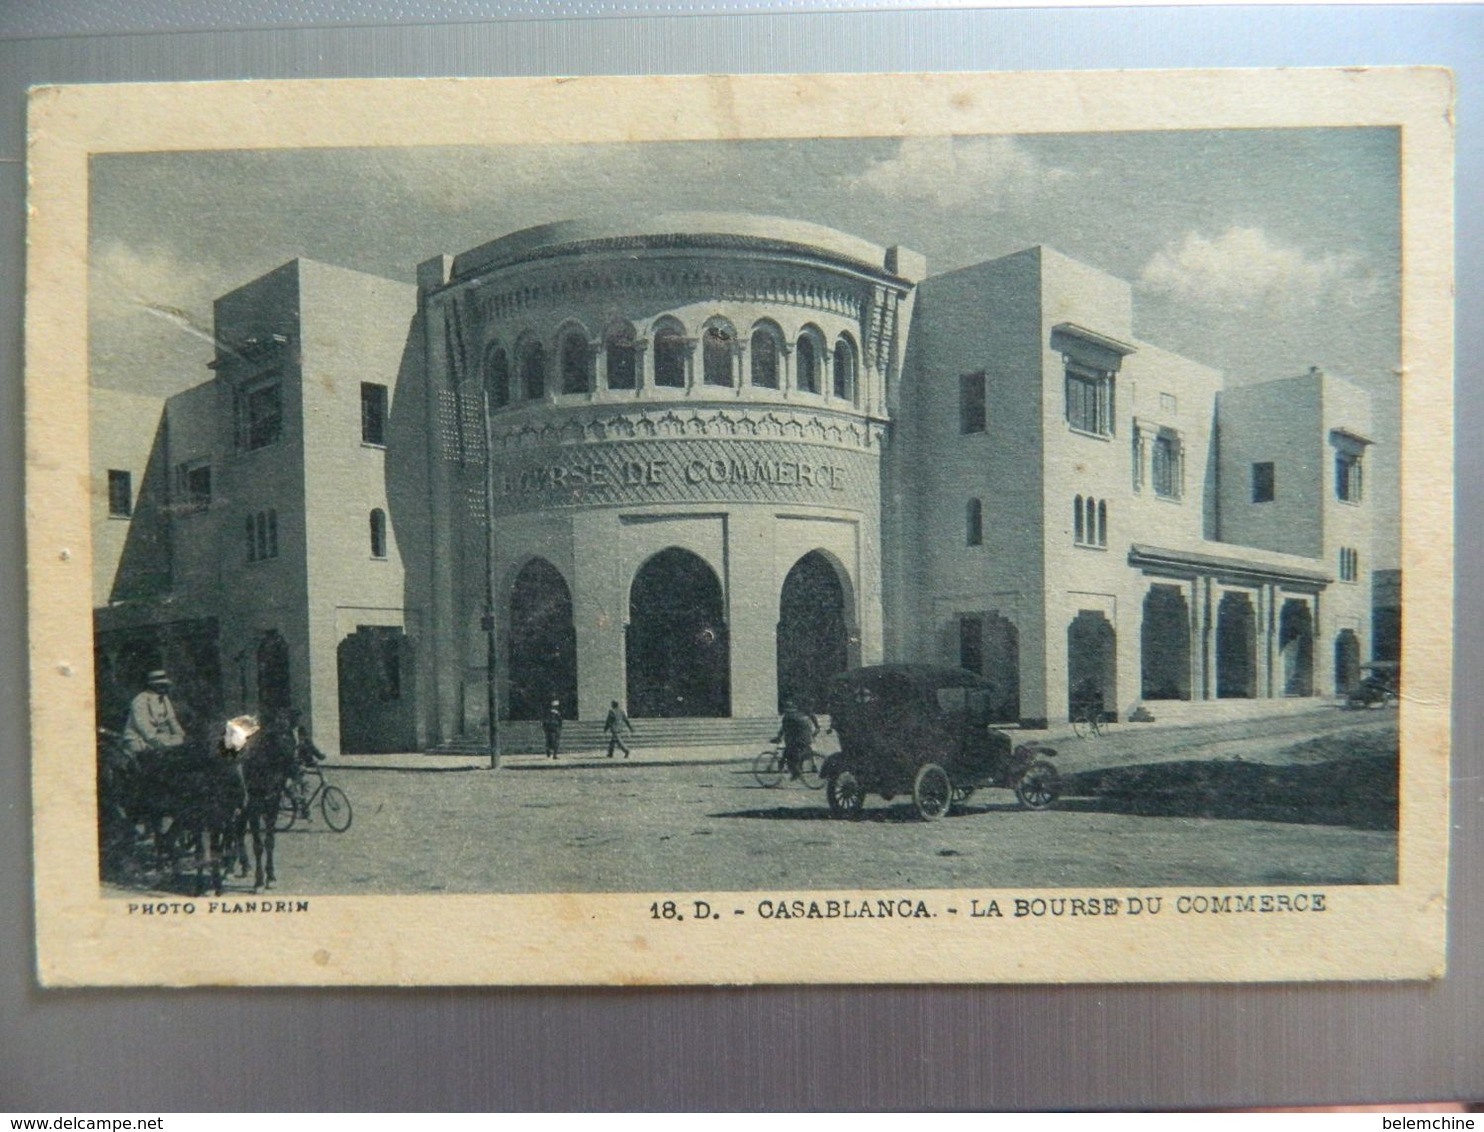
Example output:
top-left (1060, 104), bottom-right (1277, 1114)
top-left (24, 68), bottom-right (1453, 986)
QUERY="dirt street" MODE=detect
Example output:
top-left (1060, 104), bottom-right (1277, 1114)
top-left (124, 708), bottom-right (1397, 897)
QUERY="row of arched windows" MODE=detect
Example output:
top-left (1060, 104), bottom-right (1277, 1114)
top-left (482, 318), bottom-right (860, 409)
top-left (1073, 495), bottom-right (1108, 548)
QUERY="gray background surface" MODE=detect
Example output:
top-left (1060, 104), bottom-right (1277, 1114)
top-left (1, 2), bottom-right (1480, 1112)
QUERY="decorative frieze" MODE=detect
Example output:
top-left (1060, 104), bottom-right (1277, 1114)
top-left (480, 406), bottom-right (886, 456)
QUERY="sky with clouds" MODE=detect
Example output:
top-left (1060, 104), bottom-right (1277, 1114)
top-left (89, 128), bottom-right (1401, 558)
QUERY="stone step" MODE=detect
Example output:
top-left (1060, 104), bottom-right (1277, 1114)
top-left (429, 716), bottom-right (782, 755)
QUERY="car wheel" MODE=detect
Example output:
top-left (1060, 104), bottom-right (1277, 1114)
top-left (1014, 760), bottom-right (1061, 811)
top-left (827, 770), bottom-right (865, 819)
top-left (912, 763), bottom-right (952, 821)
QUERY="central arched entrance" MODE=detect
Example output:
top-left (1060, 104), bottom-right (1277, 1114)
top-left (776, 551), bottom-right (850, 714)
top-left (627, 548), bottom-right (730, 718)
top-left (508, 558), bottom-right (577, 721)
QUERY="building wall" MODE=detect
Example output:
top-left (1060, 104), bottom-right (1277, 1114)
top-left (898, 248), bottom-right (1048, 719)
top-left (1216, 374), bottom-right (1325, 558)
top-left (210, 265), bottom-right (312, 727)
top-left (296, 260), bottom-right (420, 754)
top-left (90, 385), bottom-right (168, 606)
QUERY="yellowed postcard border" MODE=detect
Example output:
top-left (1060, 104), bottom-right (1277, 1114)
top-left (26, 69), bottom-right (1453, 985)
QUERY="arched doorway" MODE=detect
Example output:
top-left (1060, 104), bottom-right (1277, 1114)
top-left (1067, 610), bottom-right (1116, 721)
top-left (1216, 592), bottom-right (1257, 698)
top-left (1141, 585), bottom-right (1192, 700)
top-left (257, 630), bottom-right (291, 716)
top-left (983, 612), bottom-right (1020, 723)
top-left (776, 551), bottom-right (850, 713)
top-left (508, 558), bottom-right (577, 721)
top-left (1335, 629), bottom-right (1362, 696)
top-left (1279, 598), bottom-right (1315, 697)
top-left (338, 626), bottom-right (417, 753)
top-left (627, 548), bottom-right (730, 718)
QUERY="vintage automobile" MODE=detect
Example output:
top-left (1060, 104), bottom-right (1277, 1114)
top-left (820, 664), bottom-right (1061, 821)
top-left (1347, 660), bottom-right (1400, 708)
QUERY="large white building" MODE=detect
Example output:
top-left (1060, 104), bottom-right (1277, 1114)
top-left (92, 215), bottom-right (1377, 753)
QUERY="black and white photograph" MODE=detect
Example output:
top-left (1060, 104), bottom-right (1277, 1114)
top-left (25, 69), bottom-right (1452, 985)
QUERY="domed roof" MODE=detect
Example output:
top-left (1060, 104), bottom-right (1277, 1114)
top-left (450, 212), bottom-right (899, 281)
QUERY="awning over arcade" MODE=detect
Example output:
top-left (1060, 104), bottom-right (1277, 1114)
top-left (1128, 543), bottom-right (1333, 588)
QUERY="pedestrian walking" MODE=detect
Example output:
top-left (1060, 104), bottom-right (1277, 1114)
top-left (542, 699), bottom-right (563, 759)
top-left (603, 700), bottom-right (635, 758)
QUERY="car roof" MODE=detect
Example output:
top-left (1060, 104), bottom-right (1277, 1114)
top-left (829, 664), bottom-right (992, 690)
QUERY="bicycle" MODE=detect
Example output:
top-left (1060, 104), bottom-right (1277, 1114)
top-left (274, 764), bottom-right (353, 832)
top-left (1070, 699), bottom-right (1108, 740)
top-left (752, 746), bottom-right (825, 790)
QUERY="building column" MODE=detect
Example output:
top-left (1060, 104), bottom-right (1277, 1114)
top-left (1260, 583), bottom-right (1277, 699)
top-left (725, 510), bottom-right (779, 718)
top-left (1201, 576), bottom-right (1217, 702)
top-left (571, 512), bottom-right (625, 722)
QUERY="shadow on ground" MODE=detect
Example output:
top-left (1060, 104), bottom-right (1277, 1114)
top-left (718, 730), bottom-right (1399, 830)
top-left (1057, 750), bottom-right (1397, 829)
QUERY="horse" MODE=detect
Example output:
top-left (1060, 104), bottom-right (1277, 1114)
top-left (228, 714), bottom-right (300, 893)
top-left (116, 729), bottom-right (248, 897)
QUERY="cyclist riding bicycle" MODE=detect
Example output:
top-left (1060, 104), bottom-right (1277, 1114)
top-left (771, 699), bottom-right (819, 781)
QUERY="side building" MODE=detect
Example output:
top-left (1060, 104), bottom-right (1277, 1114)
top-left (93, 259), bottom-right (423, 753)
top-left (897, 246), bottom-right (1375, 726)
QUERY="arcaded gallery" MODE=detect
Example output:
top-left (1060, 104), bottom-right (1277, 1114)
top-left (92, 214), bottom-right (1377, 754)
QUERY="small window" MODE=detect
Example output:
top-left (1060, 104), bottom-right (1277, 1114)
top-left (520, 340), bottom-right (546, 400)
top-left (361, 383), bottom-right (388, 446)
top-left (1252, 462), bottom-right (1276, 503)
top-left (960, 372), bottom-right (986, 434)
top-left (174, 461), bottom-right (212, 512)
top-left (1339, 547), bottom-right (1359, 582)
top-left (1066, 365), bottom-right (1113, 436)
top-left (107, 469), bottom-right (133, 518)
top-left (1075, 496), bottom-right (1107, 547)
top-left (486, 346), bottom-right (511, 408)
top-left (966, 499), bottom-right (984, 546)
top-left (560, 330), bottom-right (591, 394)
top-left (605, 330), bottom-right (637, 391)
top-left (1159, 392), bottom-right (1179, 415)
top-left (1336, 450), bottom-right (1363, 503)
top-left (833, 339), bottom-right (856, 401)
top-left (1152, 431), bottom-right (1183, 500)
top-left (370, 508), bottom-right (387, 559)
top-left (248, 509), bottom-right (279, 562)
top-left (653, 328), bottom-right (688, 389)
top-left (237, 381), bottom-right (283, 451)
top-left (959, 615), bottom-right (984, 675)
top-left (750, 329), bottom-right (780, 389)
top-left (702, 325), bottom-right (734, 387)
top-left (795, 335), bottom-right (819, 394)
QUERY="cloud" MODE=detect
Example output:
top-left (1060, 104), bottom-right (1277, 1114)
top-left (89, 240), bottom-right (243, 393)
top-left (1138, 226), bottom-right (1380, 312)
top-left (844, 136), bottom-right (1068, 211)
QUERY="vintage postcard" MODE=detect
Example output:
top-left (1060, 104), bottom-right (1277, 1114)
top-left (26, 70), bottom-right (1452, 985)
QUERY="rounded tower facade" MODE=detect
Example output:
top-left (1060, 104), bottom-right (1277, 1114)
top-left (419, 214), bottom-right (923, 735)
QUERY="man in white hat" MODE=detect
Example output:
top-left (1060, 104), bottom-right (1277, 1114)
top-left (122, 669), bottom-right (186, 756)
